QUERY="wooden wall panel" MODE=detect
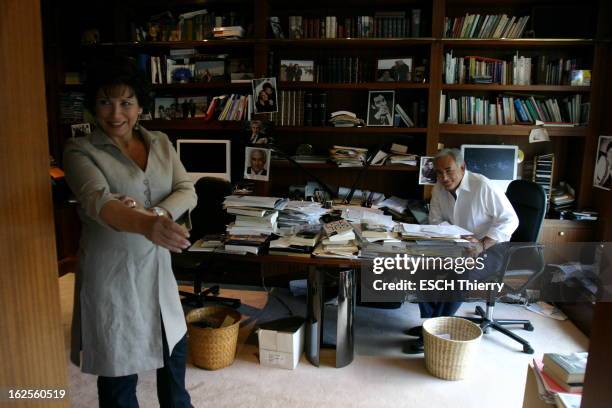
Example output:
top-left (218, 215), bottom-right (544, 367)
top-left (0, 0), bottom-right (69, 406)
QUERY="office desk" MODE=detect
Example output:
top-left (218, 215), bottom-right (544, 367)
top-left (187, 251), bottom-right (362, 368)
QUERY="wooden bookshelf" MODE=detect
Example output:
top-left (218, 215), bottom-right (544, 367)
top-left (442, 84), bottom-right (591, 92)
top-left (439, 124), bottom-right (589, 137)
top-left (279, 83), bottom-right (430, 90)
top-left (140, 120), bottom-right (243, 131)
top-left (273, 126), bottom-right (428, 134)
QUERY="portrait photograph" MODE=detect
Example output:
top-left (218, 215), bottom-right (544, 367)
top-left (593, 135), bottom-right (612, 190)
top-left (244, 146), bottom-right (271, 181)
top-left (280, 60), bottom-right (314, 82)
top-left (376, 58), bottom-right (413, 82)
top-left (252, 77), bottom-right (278, 114)
top-left (419, 156), bottom-right (437, 185)
top-left (367, 91), bottom-right (395, 127)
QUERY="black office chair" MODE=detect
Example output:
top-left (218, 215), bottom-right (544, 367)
top-left (464, 179), bottom-right (547, 354)
top-left (172, 177), bottom-right (240, 308)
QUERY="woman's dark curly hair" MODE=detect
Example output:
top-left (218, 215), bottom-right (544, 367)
top-left (84, 56), bottom-right (151, 112)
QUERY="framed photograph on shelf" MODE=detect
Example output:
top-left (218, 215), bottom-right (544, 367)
top-left (194, 60), bottom-right (225, 83)
top-left (229, 58), bottom-right (254, 83)
top-left (252, 77), bottom-right (278, 114)
top-left (244, 146), bottom-right (271, 181)
top-left (419, 156), bottom-right (437, 185)
top-left (279, 60), bottom-right (314, 82)
top-left (376, 58), bottom-right (413, 82)
top-left (166, 60), bottom-right (194, 84)
top-left (367, 91), bottom-right (395, 127)
top-left (154, 97), bottom-right (178, 120)
top-left (593, 135), bottom-right (612, 190)
top-left (176, 96), bottom-right (209, 119)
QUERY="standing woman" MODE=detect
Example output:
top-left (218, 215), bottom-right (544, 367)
top-left (64, 57), bottom-right (196, 407)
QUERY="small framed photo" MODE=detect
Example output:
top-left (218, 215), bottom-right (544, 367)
top-left (279, 60), bottom-right (314, 82)
top-left (229, 58), bottom-right (254, 83)
top-left (376, 58), bottom-right (413, 82)
top-left (367, 91), bottom-right (395, 127)
top-left (244, 146), bottom-right (271, 181)
top-left (154, 97), bottom-right (178, 120)
top-left (593, 135), bottom-right (612, 190)
top-left (176, 96), bottom-right (209, 119)
top-left (70, 123), bottom-right (91, 138)
top-left (194, 60), bottom-right (226, 83)
top-left (166, 60), bottom-right (194, 84)
top-left (252, 77), bottom-right (278, 114)
top-left (419, 156), bottom-right (437, 185)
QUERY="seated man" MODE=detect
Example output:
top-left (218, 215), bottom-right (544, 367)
top-left (408, 148), bottom-right (519, 351)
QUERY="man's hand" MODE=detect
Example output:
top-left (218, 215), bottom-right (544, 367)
top-left (144, 215), bottom-right (191, 253)
top-left (464, 236), bottom-right (485, 258)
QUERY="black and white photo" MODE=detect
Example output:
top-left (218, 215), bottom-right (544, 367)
top-left (376, 58), bottom-right (413, 82)
top-left (367, 91), bottom-right (395, 127)
top-left (594, 135), bottom-right (612, 190)
top-left (280, 60), bottom-right (314, 82)
top-left (419, 156), bottom-right (437, 185)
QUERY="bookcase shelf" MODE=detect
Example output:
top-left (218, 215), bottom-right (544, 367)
top-left (140, 120), bottom-right (243, 131)
top-left (438, 124), bottom-right (588, 137)
top-left (271, 160), bottom-right (418, 172)
top-left (273, 126), bottom-right (428, 134)
top-left (89, 40), bottom-right (256, 49)
top-left (279, 82), bottom-right (429, 90)
top-left (441, 85), bottom-right (591, 92)
top-left (440, 39), bottom-right (594, 47)
top-left (266, 38), bottom-right (435, 47)
top-left (152, 83), bottom-right (251, 90)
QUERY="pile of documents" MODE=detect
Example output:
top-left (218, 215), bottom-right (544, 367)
top-left (329, 145), bottom-right (368, 167)
top-left (329, 110), bottom-right (365, 127)
top-left (269, 224), bottom-right (322, 257)
top-left (312, 219), bottom-right (359, 259)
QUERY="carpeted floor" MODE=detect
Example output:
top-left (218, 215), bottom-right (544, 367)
top-left (58, 273), bottom-right (588, 408)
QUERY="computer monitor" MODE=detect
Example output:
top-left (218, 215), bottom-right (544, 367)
top-left (176, 139), bottom-right (231, 182)
top-left (460, 144), bottom-right (518, 192)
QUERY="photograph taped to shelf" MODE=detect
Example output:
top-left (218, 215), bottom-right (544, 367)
top-left (252, 77), bottom-right (278, 114)
top-left (376, 58), bottom-right (413, 82)
top-left (154, 97), bottom-right (178, 120)
top-left (177, 96), bottom-right (209, 119)
top-left (593, 135), bottom-right (612, 191)
top-left (230, 58), bottom-right (254, 83)
top-left (244, 146), bottom-right (270, 181)
top-left (194, 60), bottom-right (225, 82)
top-left (71, 123), bottom-right (91, 138)
top-left (367, 91), bottom-right (395, 127)
top-left (280, 60), bottom-right (314, 82)
top-left (419, 156), bottom-right (437, 185)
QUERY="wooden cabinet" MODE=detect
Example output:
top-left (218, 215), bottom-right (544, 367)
top-left (540, 219), bottom-right (595, 244)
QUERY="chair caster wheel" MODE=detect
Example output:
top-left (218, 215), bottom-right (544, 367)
top-left (523, 345), bottom-right (534, 354)
top-left (524, 323), bottom-right (534, 331)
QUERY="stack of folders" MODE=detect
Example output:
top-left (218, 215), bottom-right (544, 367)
top-left (312, 219), bottom-right (359, 259)
top-left (533, 153), bottom-right (554, 203)
top-left (223, 195), bottom-right (288, 254)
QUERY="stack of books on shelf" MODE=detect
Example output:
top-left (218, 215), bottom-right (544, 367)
top-left (550, 183), bottom-right (575, 213)
top-left (533, 154), bottom-right (554, 203)
top-left (312, 219), bottom-right (359, 259)
top-left (329, 111), bottom-right (364, 127)
top-left (329, 145), bottom-right (368, 167)
top-left (444, 51), bottom-right (533, 85)
top-left (213, 26), bottom-right (245, 39)
top-left (222, 195), bottom-right (288, 254)
top-left (440, 94), bottom-right (588, 125)
top-left (280, 10), bottom-right (422, 39)
top-left (443, 14), bottom-right (530, 39)
top-left (529, 352), bottom-right (586, 406)
top-left (370, 143), bottom-right (418, 167)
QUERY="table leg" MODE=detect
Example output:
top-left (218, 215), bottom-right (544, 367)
top-left (305, 265), bottom-right (323, 366)
top-left (335, 268), bottom-right (355, 368)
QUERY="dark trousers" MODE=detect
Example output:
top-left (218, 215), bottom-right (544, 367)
top-left (97, 323), bottom-right (192, 408)
top-left (417, 243), bottom-right (506, 319)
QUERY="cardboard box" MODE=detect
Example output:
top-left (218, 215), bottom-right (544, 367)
top-left (258, 316), bottom-right (305, 369)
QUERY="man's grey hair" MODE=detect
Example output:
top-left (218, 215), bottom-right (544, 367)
top-left (434, 148), bottom-right (464, 166)
top-left (251, 148), bottom-right (267, 160)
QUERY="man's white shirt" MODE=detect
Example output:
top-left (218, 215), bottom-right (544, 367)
top-left (429, 170), bottom-right (519, 242)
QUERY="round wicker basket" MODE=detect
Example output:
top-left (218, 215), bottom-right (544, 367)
top-left (423, 317), bottom-right (483, 381)
top-left (186, 306), bottom-right (242, 370)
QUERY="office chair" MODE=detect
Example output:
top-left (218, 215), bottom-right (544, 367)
top-left (463, 179), bottom-right (547, 354)
top-left (172, 177), bottom-right (241, 308)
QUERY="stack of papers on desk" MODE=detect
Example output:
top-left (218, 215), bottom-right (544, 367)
top-left (223, 195), bottom-right (289, 210)
top-left (400, 222), bottom-right (472, 240)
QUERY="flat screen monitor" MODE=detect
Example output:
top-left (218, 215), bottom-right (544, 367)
top-left (460, 144), bottom-right (518, 192)
top-left (176, 139), bottom-right (231, 182)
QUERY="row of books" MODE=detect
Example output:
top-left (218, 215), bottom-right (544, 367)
top-left (439, 94), bottom-right (589, 125)
top-left (282, 11), bottom-right (422, 40)
top-left (267, 91), bottom-right (325, 127)
top-left (444, 52), bottom-right (588, 86)
top-left (533, 154), bottom-right (554, 202)
top-left (131, 9), bottom-right (247, 42)
top-left (443, 14), bottom-right (530, 39)
top-left (60, 92), bottom-right (86, 123)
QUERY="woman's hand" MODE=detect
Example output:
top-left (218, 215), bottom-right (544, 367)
top-left (144, 215), bottom-right (191, 253)
top-left (117, 195), bottom-right (143, 210)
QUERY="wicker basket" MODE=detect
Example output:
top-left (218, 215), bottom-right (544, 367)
top-left (186, 306), bottom-right (242, 370)
top-left (423, 317), bottom-right (482, 381)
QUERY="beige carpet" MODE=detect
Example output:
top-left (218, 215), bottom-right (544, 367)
top-left (59, 274), bottom-right (588, 408)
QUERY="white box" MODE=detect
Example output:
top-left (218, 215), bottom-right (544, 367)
top-left (257, 317), bottom-right (305, 370)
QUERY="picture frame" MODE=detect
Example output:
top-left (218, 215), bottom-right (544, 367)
top-left (366, 91), bottom-right (395, 127)
top-left (176, 96), bottom-right (209, 119)
top-left (279, 60), bottom-right (314, 82)
top-left (194, 60), bottom-right (225, 83)
top-left (419, 156), bottom-right (437, 185)
top-left (376, 58), bottom-right (413, 82)
top-left (154, 97), bottom-right (178, 120)
top-left (70, 123), bottom-right (91, 138)
top-left (244, 146), bottom-right (271, 181)
top-left (593, 135), bottom-right (612, 190)
top-left (252, 77), bottom-right (278, 114)
top-left (229, 58), bottom-right (255, 83)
